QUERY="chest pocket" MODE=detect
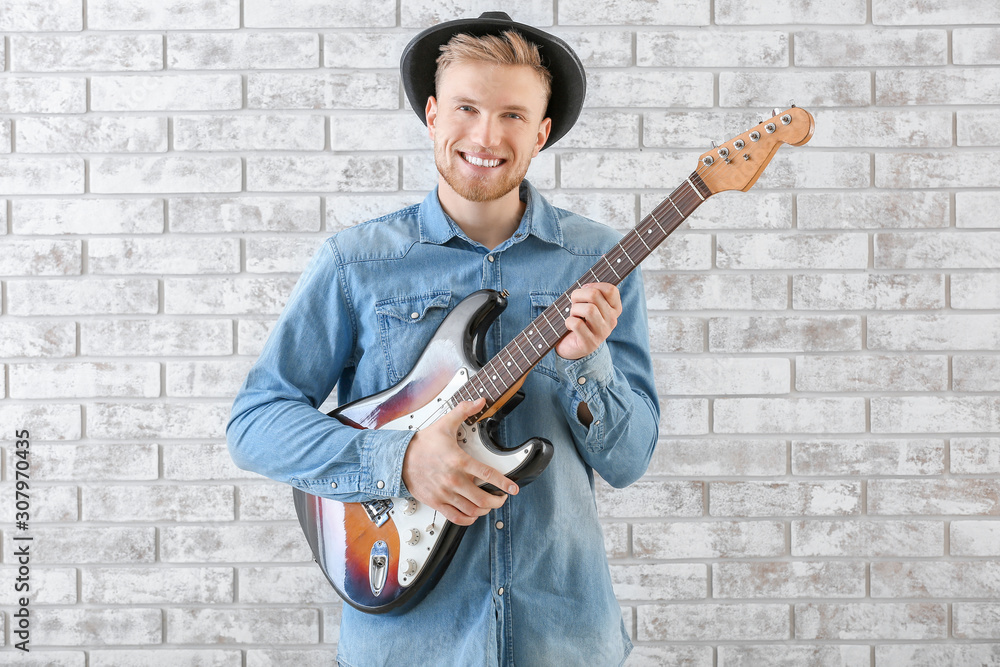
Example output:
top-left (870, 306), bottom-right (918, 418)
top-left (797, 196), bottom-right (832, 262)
top-left (529, 291), bottom-right (562, 381)
top-left (376, 290), bottom-right (452, 383)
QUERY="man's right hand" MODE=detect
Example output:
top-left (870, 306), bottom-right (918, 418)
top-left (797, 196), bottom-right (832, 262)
top-left (401, 397), bottom-right (518, 526)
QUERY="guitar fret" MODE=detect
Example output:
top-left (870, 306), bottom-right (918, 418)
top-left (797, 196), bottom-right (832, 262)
top-left (686, 177), bottom-right (706, 201)
top-left (602, 255), bottom-right (621, 280)
top-left (649, 209), bottom-right (666, 234)
top-left (665, 193), bottom-right (684, 218)
top-left (540, 308), bottom-right (562, 338)
top-left (635, 228), bottom-right (652, 250)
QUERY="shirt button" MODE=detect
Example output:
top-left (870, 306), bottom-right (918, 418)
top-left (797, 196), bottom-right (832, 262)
top-left (376, 480), bottom-right (385, 489)
top-left (330, 481), bottom-right (338, 490)
top-left (578, 377), bottom-right (587, 385)
top-left (487, 255), bottom-right (495, 263)
top-left (498, 587), bottom-right (504, 596)
top-left (410, 312), bottom-right (419, 319)
top-left (495, 520), bottom-right (504, 530)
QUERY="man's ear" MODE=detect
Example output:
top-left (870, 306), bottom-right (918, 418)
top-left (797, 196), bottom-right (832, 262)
top-left (425, 96), bottom-right (438, 140)
top-left (533, 116), bottom-right (552, 157)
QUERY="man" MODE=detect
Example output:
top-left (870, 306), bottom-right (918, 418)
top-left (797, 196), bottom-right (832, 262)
top-left (228, 12), bottom-right (659, 666)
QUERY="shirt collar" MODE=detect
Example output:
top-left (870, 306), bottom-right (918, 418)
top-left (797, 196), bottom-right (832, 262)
top-left (418, 180), bottom-right (564, 249)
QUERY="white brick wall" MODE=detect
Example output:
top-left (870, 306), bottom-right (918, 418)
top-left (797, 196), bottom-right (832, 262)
top-left (1, 0), bottom-right (998, 663)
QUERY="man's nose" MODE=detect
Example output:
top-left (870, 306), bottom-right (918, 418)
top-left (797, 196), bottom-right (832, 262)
top-left (471, 115), bottom-right (501, 148)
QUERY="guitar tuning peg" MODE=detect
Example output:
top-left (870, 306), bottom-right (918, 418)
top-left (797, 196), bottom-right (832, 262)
top-left (711, 140), bottom-right (718, 148)
top-left (771, 107), bottom-right (780, 118)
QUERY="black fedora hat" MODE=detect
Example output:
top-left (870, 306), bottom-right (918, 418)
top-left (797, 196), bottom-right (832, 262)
top-left (400, 11), bottom-right (586, 150)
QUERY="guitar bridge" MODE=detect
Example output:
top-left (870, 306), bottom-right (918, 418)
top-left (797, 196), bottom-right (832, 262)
top-left (362, 498), bottom-right (394, 527)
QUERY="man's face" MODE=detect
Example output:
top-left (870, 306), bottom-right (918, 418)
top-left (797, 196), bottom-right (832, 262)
top-left (426, 61), bottom-right (551, 203)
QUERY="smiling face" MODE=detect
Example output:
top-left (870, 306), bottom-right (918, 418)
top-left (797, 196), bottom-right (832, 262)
top-left (426, 60), bottom-right (551, 204)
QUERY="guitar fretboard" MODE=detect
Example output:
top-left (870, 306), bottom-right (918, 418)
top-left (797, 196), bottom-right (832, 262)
top-left (452, 171), bottom-right (712, 416)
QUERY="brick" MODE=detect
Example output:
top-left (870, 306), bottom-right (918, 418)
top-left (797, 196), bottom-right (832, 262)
top-left (0, 120), bottom-right (8, 152)
top-left (247, 650), bottom-right (341, 667)
top-left (712, 481), bottom-right (861, 517)
top-left (91, 650), bottom-right (240, 667)
top-left (643, 111), bottom-right (780, 150)
top-left (716, 398), bottom-right (866, 434)
top-left (715, 561), bottom-right (866, 598)
top-left (646, 275), bottom-right (787, 311)
top-left (175, 114), bottom-right (325, 151)
top-left (718, 232), bottom-right (868, 270)
top-left (10, 362), bottom-right (160, 398)
top-left (873, 561), bottom-right (1000, 598)
top-left (15, 484), bottom-right (78, 522)
top-left (12, 198), bottom-right (163, 234)
top-left (0, 239), bottom-right (80, 275)
top-left (584, 71), bottom-right (713, 108)
top-left (169, 32), bottom-right (317, 69)
top-left (796, 29), bottom-right (946, 66)
top-left (958, 192), bottom-right (1000, 228)
top-left (553, 111), bottom-right (640, 149)
top-left (323, 32), bottom-right (410, 68)
top-left (953, 273), bottom-right (1000, 309)
top-left (163, 443), bottom-right (261, 481)
top-left (881, 150), bottom-right (1000, 189)
top-left (954, 603), bottom-right (1000, 639)
top-left (720, 72), bottom-right (870, 107)
top-left (84, 484), bottom-right (234, 521)
top-left (602, 522), bottom-right (628, 559)
top-left (550, 30), bottom-right (632, 68)
top-left (166, 360), bottom-right (256, 398)
top-left (755, 152), bottom-right (870, 190)
top-left (653, 357), bottom-right (789, 395)
top-left (874, 0), bottom-right (1000, 24)
top-left (22, 526), bottom-right (155, 563)
top-left (564, 152), bottom-right (696, 191)
top-left (717, 0), bottom-right (865, 24)
top-left (958, 109), bottom-right (1000, 146)
top-left (657, 398), bottom-right (709, 435)
top-left (400, 1), bottom-right (551, 28)
top-left (873, 397), bottom-right (1000, 434)
top-left (952, 438), bottom-right (1000, 473)
top-left (330, 114), bottom-right (429, 151)
top-left (628, 646), bottom-right (712, 667)
top-left (638, 603), bottom-right (788, 641)
top-left (798, 191), bottom-right (949, 229)
top-left (647, 438), bottom-right (786, 476)
top-left (91, 156), bottom-right (241, 194)
top-left (248, 0), bottom-right (393, 27)
top-left (955, 28), bottom-right (1000, 64)
top-left (793, 439), bottom-right (945, 476)
top-left (17, 116), bottom-right (167, 153)
top-left (24, 443), bottom-right (158, 481)
top-left (810, 109), bottom-right (951, 148)
top-left (164, 277), bottom-right (297, 315)
top-left (0, 0), bottom-right (82, 31)
top-left (792, 520), bottom-right (943, 557)
top-left (0, 567), bottom-right (77, 604)
top-left (868, 314), bottom-right (1000, 350)
top-left (171, 196), bottom-right (320, 233)
top-left (878, 69), bottom-right (1000, 105)
top-left (0, 404), bottom-right (81, 440)
top-left (248, 72), bottom-right (396, 110)
top-left (83, 567), bottom-right (233, 604)
top-left (876, 232), bottom-right (1000, 269)
top-left (793, 274), bottom-right (944, 310)
top-left (870, 479), bottom-right (1000, 515)
top-left (796, 354), bottom-right (947, 392)
top-left (247, 155), bottom-right (396, 192)
top-left (637, 31), bottom-right (787, 67)
top-left (610, 563), bottom-right (706, 601)
top-left (719, 645), bottom-right (870, 667)
top-left (166, 608), bottom-right (318, 644)
top-left (595, 480), bottom-right (703, 518)
top-left (649, 192), bottom-right (793, 230)
top-left (89, 0), bottom-right (239, 29)
top-left (646, 315), bottom-right (704, 353)
top-left (7, 278), bottom-right (157, 315)
top-left (876, 645), bottom-right (1000, 667)
top-left (952, 521), bottom-right (1000, 556)
top-left (10, 34), bottom-right (161, 71)
top-left (633, 521), bottom-right (785, 559)
top-left (0, 76), bottom-right (86, 112)
top-left (559, 0), bottom-right (708, 24)
top-left (2, 653), bottom-right (86, 666)
top-left (161, 525), bottom-right (311, 563)
top-left (88, 402), bottom-right (230, 439)
top-left (89, 238), bottom-right (240, 275)
top-left (81, 320), bottom-right (233, 356)
top-left (92, 74), bottom-right (242, 111)
top-left (34, 609), bottom-right (161, 646)
top-left (237, 483), bottom-right (297, 521)
top-left (239, 566), bottom-right (343, 604)
top-left (0, 156), bottom-right (84, 194)
top-left (0, 321), bottom-right (75, 357)
top-left (795, 603), bottom-right (946, 639)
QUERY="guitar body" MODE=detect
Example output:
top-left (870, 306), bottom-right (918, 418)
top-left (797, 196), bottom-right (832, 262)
top-left (293, 289), bottom-right (554, 613)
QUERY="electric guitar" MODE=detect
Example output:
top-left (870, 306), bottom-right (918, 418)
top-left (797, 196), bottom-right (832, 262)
top-left (294, 106), bottom-right (816, 613)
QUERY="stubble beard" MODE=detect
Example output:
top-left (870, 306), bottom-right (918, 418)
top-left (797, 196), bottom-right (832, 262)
top-left (434, 141), bottom-right (530, 203)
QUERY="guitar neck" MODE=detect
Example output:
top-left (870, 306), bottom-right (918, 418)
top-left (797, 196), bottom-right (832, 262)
top-left (454, 171), bottom-right (712, 413)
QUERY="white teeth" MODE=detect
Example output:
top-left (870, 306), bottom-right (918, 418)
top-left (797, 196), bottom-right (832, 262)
top-left (463, 153), bottom-right (501, 168)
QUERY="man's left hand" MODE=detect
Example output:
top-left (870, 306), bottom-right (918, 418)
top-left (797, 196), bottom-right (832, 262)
top-left (555, 282), bottom-right (621, 361)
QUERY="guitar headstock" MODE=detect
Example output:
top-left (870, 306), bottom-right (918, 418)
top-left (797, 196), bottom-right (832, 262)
top-left (696, 106), bottom-right (815, 195)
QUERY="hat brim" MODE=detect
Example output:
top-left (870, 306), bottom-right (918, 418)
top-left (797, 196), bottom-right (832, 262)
top-left (400, 15), bottom-right (586, 151)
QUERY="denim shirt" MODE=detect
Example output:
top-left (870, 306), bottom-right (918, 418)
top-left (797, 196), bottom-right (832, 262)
top-left (227, 181), bottom-right (660, 667)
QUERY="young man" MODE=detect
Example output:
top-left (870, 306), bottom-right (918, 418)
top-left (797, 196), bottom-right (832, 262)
top-left (228, 12), bottom-right (659, 666)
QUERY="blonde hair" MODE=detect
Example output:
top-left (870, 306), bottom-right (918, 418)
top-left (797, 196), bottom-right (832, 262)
top-left (435, 30), bottom-right (552, 103)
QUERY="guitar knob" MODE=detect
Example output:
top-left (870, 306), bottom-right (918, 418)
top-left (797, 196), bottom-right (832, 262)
top-left (406, 528), bottom-right (421, 545)
top-left (402, 498), bottom-right (418, 515)
top-left (403, 559), bottom-right (418, 577)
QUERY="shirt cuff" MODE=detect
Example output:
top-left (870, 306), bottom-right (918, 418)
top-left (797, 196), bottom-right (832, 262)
top-left (360, 427), bottom-right (414, 498)
top-left (555, 343), bottom-right (615, 396)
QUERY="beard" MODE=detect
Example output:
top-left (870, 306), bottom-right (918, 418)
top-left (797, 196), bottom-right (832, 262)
top-left (434, 140), bottom-right (531, 203)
